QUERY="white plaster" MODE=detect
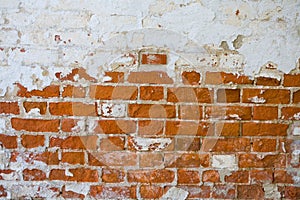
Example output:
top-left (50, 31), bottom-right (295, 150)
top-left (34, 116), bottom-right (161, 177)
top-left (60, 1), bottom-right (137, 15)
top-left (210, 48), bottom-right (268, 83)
top-left (71, 120), bottom-right (85, 133)
top-left (228, 114), bottom-right (241, 120)
top-left (248, 96), bottom-right (266, 104)
top-left (65, 184), bottom-right (89, 196)
top-left (212, 155), bottom-right (237, 170)
top-left (100, 103), bottom-right (126, 118)
top-left (293, 112), bottom-right (300, 120)
top-left (160, 187), bottom-right (189, 200)
top-left (263, 184), bottom-right (281, 200)
top-left (102, 76), bottom-right (112, 82)
top-left (130, 137), bottom-right (172, 151)
top-left (0, 118), bottom-right (5, 132)
top-left (293, 127), bottom-right (300, 136)
top-left (26, 108), bottom-right (41, 116)
top-left (65, 168), bottom-right (74, 177)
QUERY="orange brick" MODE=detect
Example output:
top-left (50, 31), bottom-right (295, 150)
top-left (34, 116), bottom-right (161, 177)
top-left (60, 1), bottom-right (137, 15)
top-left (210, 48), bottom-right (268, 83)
top-left (49, 102), bottom-right (97, 116)
top-left (61, 152), bottom-right (85, 164)
top-left (140, 185), bottom-right (163, 199)
top-left (256, 77), bottom-right (280, 86)
top-left (17, 84), bottom-right (60, 98)
top-left (253, 139), bottom-right (277, 152)
top-left (88, 152), bottom-right (137, 167)
top-left (217, 89), bottom-right (240, 103)
top-left (293, 90), bottom-right (300, 103)
top-left (239, 154), bottom-right (286, 168)
top-left (140, 86), bottom-right (164, 101)
top-left (138, 120), bottom-right (164, 136)
top-left (127, 169), bottom-right (174, 183)
top-left (0, 102), bottom-right (19, 114)
top-left (61, 119), bottom-right (83, 132)
top-left (33, 151), bottom-right (59, 165)
top-left (202, 170), bottom-right (220, 182)
top-left (216, 122), bottom-right (240, 137)
top-left (253, 106), bottom-right (278, 120)
top-left (93, 120), bottom-right (136, 134)
top-left (21, 135), bottom-right (45, 148)
top-left (167, 87), bottom-right (213, 103)
top-left (100, 136), bottom-right (125, 151)
top-left (90, 186), bottom-right (136, 199)
top-left (23, 102), bottom-right (47, 115)
top-left (0, 134), bottom-right (17, 149)
top-left (12, 118), bottom-right (59, 132)
top-left (128, 71), bottom-right (173, 84)
top-left (104, 71), bottom-right (124, 83)
top-left (237, 185), bottom-right (264, 199)
top-left (50, 136), bottom-right (97, 150)
top-left (205, 106), bottom-right (251, 120)
top-left (176, 186), bottom-right (211, 199)
top-left (176, 137), bottom-right (200, 151)
top-left (90, 85), bottom-right (137, 100)
top-left (182, 71), bottom-right (200, 85)
top-left (62, 186), bottom-right (85, 199)
top-left (179, 105), bottom-right (203, 120)
top-left (280, 186), bottom-right (300, 199)
top-left (281, 107), bottom-right (300, 120)
top-left (205, 72), bottom-right (253, 85)
top-left (274, 170), bottom-right (295, 183)
top-left (211, 138), bottom-right (250, 152)
top-left (141, 53), bottom-right (167, 65)
top-left (284, 74), bottom-right (300, 86)
top-left (165, 121), bottom-right (212, 136)
top-left (225, 170), bottom-right (249, 183)
top-left (178, 169), bottom-right (200, 184)
top-left (62, 85), bottom-right (86, 98)
top-left (139, 152), bottom-right (163, 168)
top-left (242, 122), bottom-right (288, 136)
top-left (102, 168), bottom-right (125, 183)
top-left (164, 153), bottom-right (209, 168)
top-left (49, 168), bottom-right (98, 182)
top-left (242, 88), bottom-right (290, 104)
top-left (23, 169), bottom-right (46, 181)
top-left (250, 169), bottom-right (273, 183)
top-left (128, 104), bottom-right (175, 118)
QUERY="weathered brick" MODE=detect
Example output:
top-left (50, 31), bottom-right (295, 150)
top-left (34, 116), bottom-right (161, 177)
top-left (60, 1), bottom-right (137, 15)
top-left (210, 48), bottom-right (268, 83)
top-left (140, 185), bottom-right (163, 199)
top-left (62, 85), bottom-right (86, 98)
top-left (242, 88), bottom-right (290, 104)
top-left (212, 185), bottom-right (236, 199)
top-left (166, 121), bottom-right (212, 136)
top-left (250, 169), bottom-right (273, 183)
top-left (11, 118), bottom-right (60, 132)
top-left (127, 169), bottom-right (175, 183)
top-left (165, 153), bottom-right (209, 168)
top-left (176, 137), bottom-right (200, 151)
top-left (139, 152), bottom-right (163, 168)
top-left (253, 106), bottom-right (278, 120)
top-left (49, 168), bottom-right (98, 182)
top-left (237, 185), bottom-right (264, 199)
top-left (92, 120), bottom-right (136, 134)
top-left (17, 84), bottom-right (60, 98)
top-left (102, 168), bottom-right (125, 183)
top-left (176, 186), bottom-right (211, 199)
top-left (281, 107), bottom-right (300, 120)
top-left (128, 104), bottom-right (175, 118)
top-left (205, 106), bottom-right (251, 120)
top-left (256, 77), bottom-right (280, 86)
top-left (90, 186), bottom-right (136, 199)
top-left (23, 102), bottom-right (47, 115)
top-left (274, 170), bottom-right (295, 183)
top-left (62, 186), bottom-right (85, 199)
top-left (61, 152), bottom-right (85, 165)
top-left (49, 102), bottom-right (97, 116)
top-left (182, 71), bottom-right (200, 85)
top-left (293, 89), bottom-right (300, 103)
top-left (140, 86), bottom-right (164, 101)
top-left (100, 136), bottom-right (125, 151)
top-left (138, 120), bottom-right (164, 136)
top-left (283, 74), bottom-right (300, 86)
top-left (50, 136), bottom-right (97, 150)
top-left (178, 169), bottom-right (200, 184)
top-left (128, 71), bottom-right (173, 84)
top-left (0, 102), bottom-right (19, 114)
top-left (55, 68), bottom-right (96, 82)
top-left (225, 170), bottom-right (249, 183)
top-left (167, 87), bottom-right (213, 103)
top-left (210, 138), bottom-right (250, 152)
top-left (253, 138), bottom-right (277, 152)
top-left (242, 122), bottom-right (288, 136)
top-left (23, 169), bottom-right (46, 181)
top-left (90, 85), bottom-right (137, 100)
top-left (0, 134), bottom-right (17, 149)
top-left (141, 53), bottom-right (167, 65)
top-left (217, 88), bottom-right (240, 103)
top-left (104, 71), bottom-right (124, 83)
top-left (206, 72), bottom-right (253, 85)
top-left (239, 154), bottom-right (286, 168)
top-left (216, 122), bottom-right (240, 137)
top-left (202, 170), bottom-right (220, 182)
top-left (88, 152), bottom-right (137, 167)
top-left (21, 135), bottom-right (45, 148)
top-left (61, 119), bottom-right (84, 132)
top-left (179, 105), bottom-right (203, 120)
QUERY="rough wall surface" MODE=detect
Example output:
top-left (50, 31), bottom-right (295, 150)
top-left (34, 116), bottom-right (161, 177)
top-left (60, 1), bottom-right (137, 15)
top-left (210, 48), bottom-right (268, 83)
top-left (0, 0), bottom-right (300, 199)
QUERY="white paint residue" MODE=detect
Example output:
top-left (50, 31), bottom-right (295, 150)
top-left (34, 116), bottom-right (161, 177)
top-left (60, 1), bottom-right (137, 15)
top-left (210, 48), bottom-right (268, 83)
top-left (101, 103), bottom-right (126, 118)
top-left (281, 142), bottom-right (286, 153)
top-left (10, 184), bottom-right (58, 199)
top-left (228, 114), bottom-right (241, 120)
top-left (102, 76), bottom-right (112, 82)
top-left (65, 184), bottom-right (89, 196)
top-left (131, 137), bottom-right (172, 151)
top-left (0, 118), bottom-right (5, 132)
top-left (248, 96), bottom-right (266, 103)
top-left (212, 155), bottom-right (237, 170)
top-left (292, 127), bottom-right (300, 136)
top-left (88, 120), bottom-right (97, 133)
top-left (263, 184), bottom-right (281, 199)
top-left (160, 187), bottom-right (189, 200)
top-left (65, 169), bottom-right (74, 177)
top-left (293, 112), bottom-right (300, 120)
top-left (71, 120), bottom-right (85, 132)
top-left (27, 108), bottom-right (41, 116)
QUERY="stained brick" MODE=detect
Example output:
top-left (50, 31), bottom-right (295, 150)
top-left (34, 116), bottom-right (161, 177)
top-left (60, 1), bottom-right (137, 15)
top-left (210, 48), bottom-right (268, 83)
top-left (128, 169), bottom-right (175, 183)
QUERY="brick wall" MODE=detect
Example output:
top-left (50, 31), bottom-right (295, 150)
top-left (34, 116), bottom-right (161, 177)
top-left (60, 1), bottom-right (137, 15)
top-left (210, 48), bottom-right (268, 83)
top-left (0, 51), bottom-right (299, 199)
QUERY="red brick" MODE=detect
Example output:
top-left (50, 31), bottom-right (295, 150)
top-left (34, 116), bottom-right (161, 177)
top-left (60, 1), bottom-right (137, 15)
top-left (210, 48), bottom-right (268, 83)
top-left (90, 186), bottom-right (136, 199)
top-left (23, 169), bottom-right (46, 181)
top-left (128, 104), bottom-right (175, 118)
top-left (62, 186), bottom-right (85, 199)
top-left (0, 134), bottom-right (17, 149)
top-left (140, 185), bottom-right (163, 199)
top-left (50, 136), bottom-right (97, 150)
top-left (293, 89), bottom-right (300, 103)
top-left (178, 169), bottom-right (200, 184)
top-left (280, 186), bottom-right (300, 199)
top-left (49, 168), bottom-right (98, 182)
top-left (55, 68), bottom-right (96, 82)
top-left (242, 88), bottom-right (290, 104)
top-left (128, 169), bottom-right (174, 183)
top-left (90, 85), bottom-right (137, 100)
top-left (167, 87), bottom-right (213, 103)
top-left (21, 135), bottom-right (44, 148)
top-left (253, 138), bottom-right (277, 152)
top-left (61, 152), bottom-right (85, 165)
top-left (250, 169), bottom-right (273, 183)
top-left (210, 138), bottom-right (250, 152)
top-left (88, 152), bottom-right (137, 167)
top-left (138, 120), bottom-right (164, 136)
top-left (253, 106), bottom-right (278, 120)
top-left (49, 102), bottom-right (97, 116)
top-left (0, 102), bottom-right (19, 114)
top-left (104, 71), bottom-right (124, 83)
top-left (100, 136), bottom-right (125, 151)
top-left (61, 119), bottom-right (83, 132)
top-left (140, 86), bottom-right (164, 101)
top-left (165, 153), bottom-right (209, 168)
top-left (141, 53), bottom-right (167, 65)
top-left (239, 154), bottom-right (286, 168)
top-left (202, 170), bottom-right (220, 182)
top-left (281, 107), bottom-right (300, 120)
top-left (128, 71), bottom-right (173, 84)
top-left (212, 185), bottom-right (235, 199)
top-left (256, 76), bottom-right (281, 86)
top-left (274, 170), bottom-right (295, 183)
top-left (32, 151), bottom-right (59, 165)
top-left (176, 137), bottom-right (200, 151)
top-left (179, 105), bottom-right (203, 120)
top-left (237, 185), bottom-right (264, 199)
top-left (166, 121), bottom-right (212, 136)
top-left (217, 89), bottom-right (240, 103)
top-left (11, 118), bottom-right (59, 132)
top-left (225, 170), bottom-right (249, 183)
top-left (0, 185), bottom-right (7, 197)
top-left (206, 72), bottom-right (253, 85)
top-left (205, 106), bottom-right (251, 120)
top-left (62, 85), bottom-right (86, 98)
top-left (93, 120), bottom-right (136, 134)
top-left (284, 74), bottom-right (300, 86)
top-left (23, 102), bottom-right (47, 115)
top-left (182, 71), bottom-right (200, 85)
top-left (139, 152), bottom-right (163, 168)
top-left (102, 168), bottom-right (125, 183)
top-left (216, 122), bottom-right (240, 137)
top-left (242, 122), bottom-right (288, 136)
top-left (176, 186), bottom-right (211, 199)
top-left (17, 84), bottom-right (60, 98)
